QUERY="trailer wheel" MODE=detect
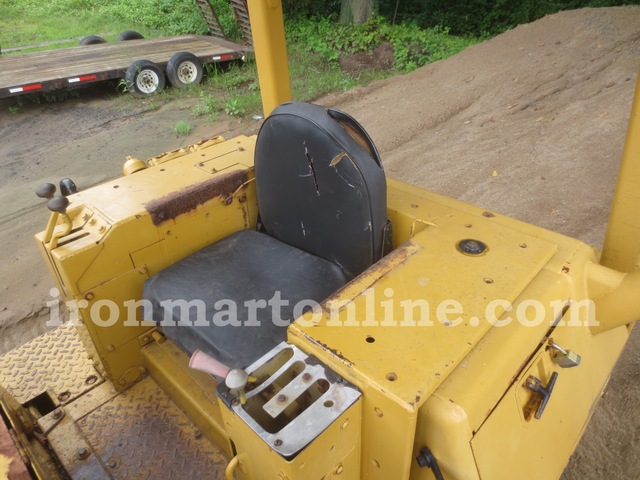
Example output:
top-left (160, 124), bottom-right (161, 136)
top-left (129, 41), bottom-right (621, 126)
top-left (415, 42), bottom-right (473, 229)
top-left (166, 52), bottom-right (204, 88)
top-left (125, 60), bottom-right (165, 97)
top-left (116, 30), bottom-right (145, 41)
top-left (79, 35), bottom-right (106, 46)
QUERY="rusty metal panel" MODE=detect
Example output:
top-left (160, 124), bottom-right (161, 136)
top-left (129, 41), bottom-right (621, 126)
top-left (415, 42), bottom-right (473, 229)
top-left (78, 377), bottom-right (227, 479)
top-left (0, 324), bottom-right (102, 405)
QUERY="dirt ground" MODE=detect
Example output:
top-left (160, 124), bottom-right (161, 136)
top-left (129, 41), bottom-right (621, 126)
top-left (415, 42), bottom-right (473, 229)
top-left (1, 5), bottom-right (639, 478)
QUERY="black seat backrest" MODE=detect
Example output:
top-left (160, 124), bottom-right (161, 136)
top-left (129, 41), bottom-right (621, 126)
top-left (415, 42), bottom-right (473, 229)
top-left (255, 102), bottom-right (387, 279)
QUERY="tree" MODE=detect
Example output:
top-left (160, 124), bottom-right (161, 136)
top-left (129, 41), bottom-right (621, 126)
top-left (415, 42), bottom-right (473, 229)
top-left (340, 0), bottom-right (377, 24)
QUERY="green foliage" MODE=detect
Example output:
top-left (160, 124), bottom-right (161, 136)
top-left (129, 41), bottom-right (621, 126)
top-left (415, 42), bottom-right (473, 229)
top-left (224, 97), bottom-right (245, 117)
top-left (8, 106), bottom-right (19, 115)
top-left (376, 0), bottom-right (638, 36)
top-left (282, 0), bottom-right (341, 18)
top-left (193, 92), bottom-right (221, 120)
top-left (172, 120), bottom-right (193, 135)
top-left (286, 16), bottom-right (477, 72)
top-left (0, 0), bottom-right (239, 48)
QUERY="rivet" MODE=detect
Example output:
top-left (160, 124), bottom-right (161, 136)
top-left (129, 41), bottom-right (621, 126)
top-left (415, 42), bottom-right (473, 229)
top-left (374, 407), bottom-right (383, 417)
top-left (118, 379), bottom-right (126, 385)
top-left (84, 292), bottom-right (94, 301)
top-left (108, 460), bottom-right (117, 468)
top-left (194, 430), bottom-right (202, 439)
top-left (334, 464), bottom-right (344, 475)
top-left (372, 459), bottom-right (381, 468)
top-left (52, 408), bottom-right (62, 419)
top-left (341, 419), bottom-right (349, 430)
top-left (277, 394), bottom-right (287, 403)
top-left (106, 344), bottom-right (115, 352)
top-left (302, 373), bottom-right (311, 382)
top-left (77, 447), bottom-right (89, 459)
top-left (274, 439), bottom-right (283, 447)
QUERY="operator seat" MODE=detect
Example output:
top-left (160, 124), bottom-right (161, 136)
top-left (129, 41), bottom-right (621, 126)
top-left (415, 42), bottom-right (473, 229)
top-left (143, 102), bottom-right (388, 368)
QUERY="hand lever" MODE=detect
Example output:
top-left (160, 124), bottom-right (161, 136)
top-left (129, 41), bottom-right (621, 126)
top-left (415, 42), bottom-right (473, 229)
top-left (525, 372), bottom-right (558, 419)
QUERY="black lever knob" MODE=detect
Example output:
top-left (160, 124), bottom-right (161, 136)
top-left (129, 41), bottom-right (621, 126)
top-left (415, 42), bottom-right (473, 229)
top-left (60, 178), bottom-right (78, 196)
top-left (36, 183), bottom-right (56, 200)
top-left (47, 196), bottom-right (70, 214)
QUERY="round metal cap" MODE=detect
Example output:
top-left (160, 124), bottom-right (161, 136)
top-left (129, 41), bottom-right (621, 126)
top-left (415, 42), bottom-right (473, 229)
top-left (456, 239), bottom-right (488, 255)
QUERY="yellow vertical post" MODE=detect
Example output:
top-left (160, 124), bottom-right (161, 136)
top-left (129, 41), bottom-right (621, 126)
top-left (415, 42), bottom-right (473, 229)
top-left (246, 0), bottom-right (292, 117)
top-left (601, 73), bottom-right (640, 272)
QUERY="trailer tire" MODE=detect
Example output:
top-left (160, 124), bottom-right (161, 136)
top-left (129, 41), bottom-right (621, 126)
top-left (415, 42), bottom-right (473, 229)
top-left (166, 52), bottom-right (204, 88)
top-left (125, 60), bottom-right (166, 97)
top-left (79, 35), bottom-right (106, 46)
top-left (116, 30), bottom-right (145, 41)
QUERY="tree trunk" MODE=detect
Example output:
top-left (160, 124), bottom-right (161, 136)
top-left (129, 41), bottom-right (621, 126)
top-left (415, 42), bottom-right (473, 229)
top-left (340, 0), bottom-right (375, 24)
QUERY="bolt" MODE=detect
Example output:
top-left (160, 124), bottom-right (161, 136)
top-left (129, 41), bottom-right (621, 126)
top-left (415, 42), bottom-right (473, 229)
top-left (238, 193), bottom-right (247, 203)
top-left (77, 447), bottom-right (89, 460)
top-left (274, 439), bottom-right (283, 447)
top-left (84, 292), bottom-right (94, 300)
top-left (194, 430), bottom-right (202, 439)
top-left (302, 373), bottom-right (311, 382)
top-left (107, 460), bottom-right (117, 468)
top-left (52, 408), bottom-right (62, 419)
top-left (223, 196), bottom-right (233, 205)
top-left (277, 394), bottom-right (287, 403)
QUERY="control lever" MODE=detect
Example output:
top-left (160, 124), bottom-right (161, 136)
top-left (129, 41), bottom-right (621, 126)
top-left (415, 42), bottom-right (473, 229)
top-left (36, 183), bottom-right (72, 247)
top-left (189, 349), bottom-right (256, 404)
top-left (524, 372), bottom-right (558, 420)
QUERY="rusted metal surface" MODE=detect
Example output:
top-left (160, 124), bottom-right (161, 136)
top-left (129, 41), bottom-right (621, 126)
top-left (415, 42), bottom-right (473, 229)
top-left (0, 420), bottom-right (31, 480)
top-left (0, 323), bottom-right (103, 405)
top-left (145, 169), bottom-right (248, 226)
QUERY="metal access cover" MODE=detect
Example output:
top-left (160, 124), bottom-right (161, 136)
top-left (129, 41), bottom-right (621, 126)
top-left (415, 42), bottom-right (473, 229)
top-left (78, 377), bottom-right (227, 479)
top-left (217, 342), bottom-right (361, 458)
top-left (0, 323), bottom-right (102, 404)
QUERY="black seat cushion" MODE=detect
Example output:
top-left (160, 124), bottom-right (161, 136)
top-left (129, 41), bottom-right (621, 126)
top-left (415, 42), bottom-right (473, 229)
top-left (255, 102), bottom-right (387, 279)
top-left (144, 230), bottom-right (347, 368)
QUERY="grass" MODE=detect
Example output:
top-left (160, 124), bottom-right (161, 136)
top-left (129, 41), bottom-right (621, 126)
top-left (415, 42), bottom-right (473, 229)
top-left (1, 7), bottom-right (151, 52)
top-left (2, 0), bottom-right (479, 119)
top-left (172, 120), bottom-right (193, 135)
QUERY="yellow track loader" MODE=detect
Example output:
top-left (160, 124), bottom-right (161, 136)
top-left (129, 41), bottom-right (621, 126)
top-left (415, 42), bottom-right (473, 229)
top-left (1, 1), bottom-right (639, 479)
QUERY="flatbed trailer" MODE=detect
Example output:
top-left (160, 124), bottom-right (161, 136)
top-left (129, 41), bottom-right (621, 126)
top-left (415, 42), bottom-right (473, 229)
top-left (0, 35), bottom-right (249, 99)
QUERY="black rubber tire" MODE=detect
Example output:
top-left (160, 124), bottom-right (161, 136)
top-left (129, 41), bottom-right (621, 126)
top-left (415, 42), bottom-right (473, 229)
top-left (166, 52), bottom-right (204, 88)
top-left (124, 60), bottom-right (166, 97)
top-left (79, 35), bottom-right (106, 46)
top-left (116, 30), bottom-right (145, 41)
